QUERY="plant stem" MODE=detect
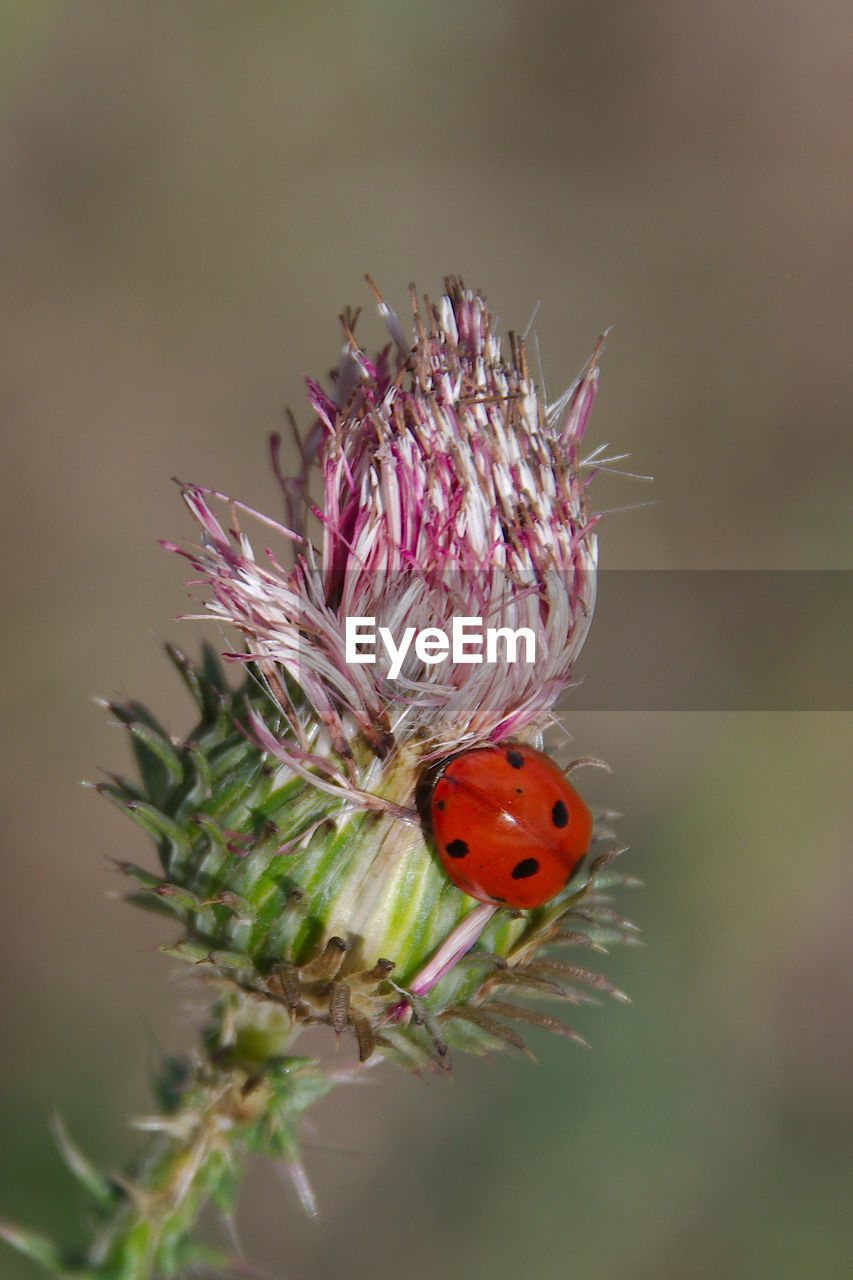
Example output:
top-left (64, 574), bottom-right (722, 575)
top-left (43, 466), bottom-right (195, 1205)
top-left (5, 996), bottom-right (337, 1279)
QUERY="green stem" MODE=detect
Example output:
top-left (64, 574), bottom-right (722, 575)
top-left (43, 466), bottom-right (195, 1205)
top-left (3, 996), bottom-right (337, 1280)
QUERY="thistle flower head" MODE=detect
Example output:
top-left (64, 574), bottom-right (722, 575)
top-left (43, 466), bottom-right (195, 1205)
top-left (180, 278), bottom-right (600, 767)
top-left (132, 276), bottom-right (635, 1023)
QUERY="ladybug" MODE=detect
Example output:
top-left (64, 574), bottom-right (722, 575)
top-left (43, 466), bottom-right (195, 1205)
top-left (430, 744), bottom-right (593, 910)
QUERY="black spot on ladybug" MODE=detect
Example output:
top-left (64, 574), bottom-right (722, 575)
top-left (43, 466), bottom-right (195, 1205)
top-left (506, 749), bottom-right (525, 769)
top-left (511, 857), bottom-right (540, 880)
top-left (551, 799), bottom-right (569, 828)
top-left (446, 839), bottom-right (469, 859)
top-left (435, 798), bottom-right (445, 811)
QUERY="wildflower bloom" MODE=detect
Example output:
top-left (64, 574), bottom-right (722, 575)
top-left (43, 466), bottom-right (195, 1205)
top-left (182, 280), bottom-right (599, 769)
top-left (164, 279), bottom-right (617, 995)
top-left (0, 279), bottom-right (638, 1280)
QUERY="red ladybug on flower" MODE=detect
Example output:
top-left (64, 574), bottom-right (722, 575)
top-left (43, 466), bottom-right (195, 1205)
top-left (431, 744), bottom-right (593, 909)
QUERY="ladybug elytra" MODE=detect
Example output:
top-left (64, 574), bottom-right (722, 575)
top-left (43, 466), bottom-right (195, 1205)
top-left (430, 744), bottom-right (593, 909)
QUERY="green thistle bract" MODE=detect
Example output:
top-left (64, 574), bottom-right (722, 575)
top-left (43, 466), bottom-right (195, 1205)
top-left (1, 279), bottom-right (639, 1279)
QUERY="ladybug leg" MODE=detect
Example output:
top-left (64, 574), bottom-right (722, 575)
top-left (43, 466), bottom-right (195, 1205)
top-left (342, 794), bottom-right (420, 824)
top-left (564, 756), bottom-right (612, 776)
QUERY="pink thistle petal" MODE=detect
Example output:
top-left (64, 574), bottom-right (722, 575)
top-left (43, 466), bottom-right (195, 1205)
top-left (408, 903), bottom-right (499, 998)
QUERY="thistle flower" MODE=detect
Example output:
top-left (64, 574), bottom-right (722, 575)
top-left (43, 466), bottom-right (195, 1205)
top-left (1, 279), bottom-right (638, 1280)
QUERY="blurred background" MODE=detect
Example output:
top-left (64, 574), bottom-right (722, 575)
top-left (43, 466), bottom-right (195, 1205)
top-left (1, 2), bottom-right (851, 1277)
